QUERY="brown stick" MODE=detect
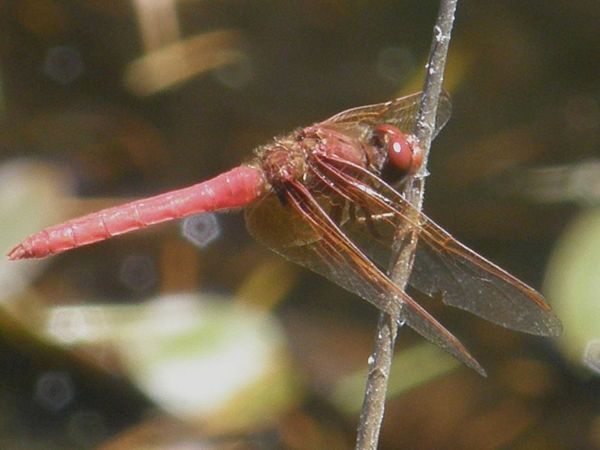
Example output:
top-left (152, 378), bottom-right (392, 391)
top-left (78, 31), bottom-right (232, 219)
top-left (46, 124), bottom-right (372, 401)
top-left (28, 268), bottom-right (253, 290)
top-left (355, 1), bottom-right (459, 448)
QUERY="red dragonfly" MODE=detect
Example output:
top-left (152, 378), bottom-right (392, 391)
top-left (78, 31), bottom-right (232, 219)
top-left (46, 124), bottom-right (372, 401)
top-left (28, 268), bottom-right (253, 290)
top-left (8, 92), bottom-right (561, 375)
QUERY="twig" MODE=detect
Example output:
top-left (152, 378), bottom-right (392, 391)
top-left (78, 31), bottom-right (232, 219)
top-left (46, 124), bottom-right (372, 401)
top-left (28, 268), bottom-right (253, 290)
top-left (355, 1), bottom-right (458, 449)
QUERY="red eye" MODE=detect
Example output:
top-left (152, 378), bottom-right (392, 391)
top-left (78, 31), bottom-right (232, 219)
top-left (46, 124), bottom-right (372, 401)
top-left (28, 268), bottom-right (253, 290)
top-left (373, 124), bottom-right (422, 175)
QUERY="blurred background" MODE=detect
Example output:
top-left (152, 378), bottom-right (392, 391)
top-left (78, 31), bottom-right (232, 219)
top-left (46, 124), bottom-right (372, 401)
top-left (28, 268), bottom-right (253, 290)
top-left (0, 1), bottom-right (599, 449)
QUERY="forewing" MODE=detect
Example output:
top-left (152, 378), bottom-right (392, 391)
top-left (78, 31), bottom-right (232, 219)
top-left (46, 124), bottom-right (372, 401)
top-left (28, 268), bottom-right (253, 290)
top-left (244, 185), bottom-right (485, 375)
top-left (313, 154), bottom-right (562, 337)
top-left (325, 91), bottom-right (452, 139)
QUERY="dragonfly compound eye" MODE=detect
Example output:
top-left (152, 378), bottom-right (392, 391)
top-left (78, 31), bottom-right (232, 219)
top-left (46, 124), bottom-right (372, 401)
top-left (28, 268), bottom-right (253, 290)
top-left (373, 124), bottom-right (421, 175)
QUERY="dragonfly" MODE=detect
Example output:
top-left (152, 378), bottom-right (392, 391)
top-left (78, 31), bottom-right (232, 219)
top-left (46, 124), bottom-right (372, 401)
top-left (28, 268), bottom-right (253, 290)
top-left (8, 92), bottom-right (561, 375)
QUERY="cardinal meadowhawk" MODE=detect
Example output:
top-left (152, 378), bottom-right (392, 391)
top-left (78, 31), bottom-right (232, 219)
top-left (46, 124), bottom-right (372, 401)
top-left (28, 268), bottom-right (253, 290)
top-left (8, 91), bottom-right (561, 375)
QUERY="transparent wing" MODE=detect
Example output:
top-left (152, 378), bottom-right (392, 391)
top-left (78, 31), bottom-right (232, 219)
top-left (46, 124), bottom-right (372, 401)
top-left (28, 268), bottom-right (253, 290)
top-left (312, 154), bottom-right (562, 337)
top-left (245, 182), bottom-right (486, 376)
top-left (325, 91), bottom-right (452, 139)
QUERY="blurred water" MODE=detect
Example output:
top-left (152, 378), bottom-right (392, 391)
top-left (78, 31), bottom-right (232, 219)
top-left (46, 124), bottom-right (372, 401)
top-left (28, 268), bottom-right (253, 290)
top-left (181, 213), bottom-right (221, 249)
top-left (34, 371), bottom-right (74, 412)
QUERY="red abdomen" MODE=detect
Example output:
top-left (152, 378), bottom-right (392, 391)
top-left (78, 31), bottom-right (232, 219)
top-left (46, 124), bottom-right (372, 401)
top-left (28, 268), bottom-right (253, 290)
top-left (8, 165), bottom-right (265, 259)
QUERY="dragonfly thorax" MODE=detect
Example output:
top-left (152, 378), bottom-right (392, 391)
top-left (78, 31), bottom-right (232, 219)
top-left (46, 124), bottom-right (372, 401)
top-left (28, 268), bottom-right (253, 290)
top-left (258, 141), bottom-right (307, 189)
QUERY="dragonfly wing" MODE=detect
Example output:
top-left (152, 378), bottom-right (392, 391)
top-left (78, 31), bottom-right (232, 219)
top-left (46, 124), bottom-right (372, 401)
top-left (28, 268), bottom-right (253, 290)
top-left (245, 192), bottom-right (398, 315)
top-left (409, 223), bottom-right (563, 336)
top-left (312, 154), bottom-right (562, 337)
top-left (244, 187), bottom-right (486, 376)
top-left (325, 91), bottom-right (452, 139)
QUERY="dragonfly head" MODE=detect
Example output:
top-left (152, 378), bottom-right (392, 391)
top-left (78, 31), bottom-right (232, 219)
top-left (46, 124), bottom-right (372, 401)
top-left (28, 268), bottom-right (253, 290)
top-left (372, 124), bottom-right (423, 177)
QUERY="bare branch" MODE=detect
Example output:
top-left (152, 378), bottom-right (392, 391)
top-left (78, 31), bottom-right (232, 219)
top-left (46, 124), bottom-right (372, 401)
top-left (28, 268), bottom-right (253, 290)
top-left (355, 1), bottom-right (458, 449)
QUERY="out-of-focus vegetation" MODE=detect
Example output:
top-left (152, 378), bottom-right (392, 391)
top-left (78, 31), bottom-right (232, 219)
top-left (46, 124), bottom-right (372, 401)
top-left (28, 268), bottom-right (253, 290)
top-left (0, 1), bottom-right (598, 449)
